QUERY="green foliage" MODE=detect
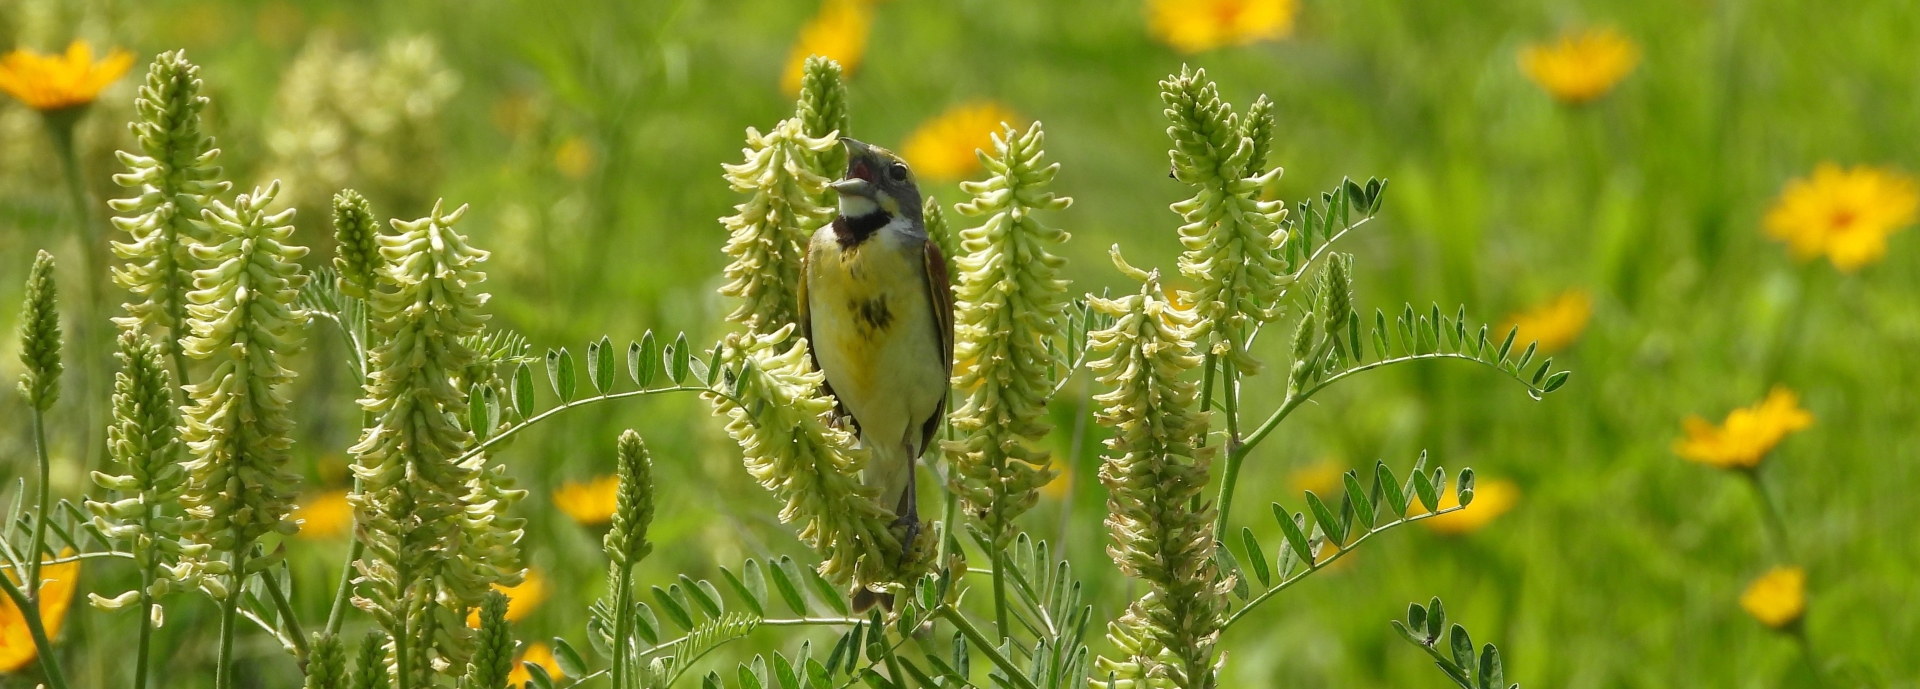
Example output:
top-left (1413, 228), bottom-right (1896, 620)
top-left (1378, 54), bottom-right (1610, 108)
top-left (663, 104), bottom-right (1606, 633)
top-left (108, 50), bottom-right (226, 361)
top-left (15, 250), bottom-right (61, 411)
top-left (305, 632), bottom-right (348, 689)
top-left (179, 182), bottom-right (309, 553)
top-left (1392, 597), bottom-right (1518, 689)
top-left (946, 121), bottom-right (1073, 545)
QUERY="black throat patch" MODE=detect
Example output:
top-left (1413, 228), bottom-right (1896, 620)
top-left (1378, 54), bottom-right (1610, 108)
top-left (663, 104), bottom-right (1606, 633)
top-left (834, 211), bottom-right (890, 249)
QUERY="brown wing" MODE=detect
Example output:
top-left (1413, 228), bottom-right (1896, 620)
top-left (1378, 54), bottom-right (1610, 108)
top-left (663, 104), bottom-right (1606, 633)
top-left (916, 239), bottom-right (955, 454)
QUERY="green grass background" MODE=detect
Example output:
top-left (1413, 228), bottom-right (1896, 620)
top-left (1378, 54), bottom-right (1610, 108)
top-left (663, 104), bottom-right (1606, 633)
top-left (1, 0), bottom-right (1916, 686)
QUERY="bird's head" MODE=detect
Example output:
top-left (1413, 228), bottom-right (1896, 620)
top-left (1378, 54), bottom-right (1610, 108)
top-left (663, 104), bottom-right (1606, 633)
top-left (832, 138), bottom-right (923, 226)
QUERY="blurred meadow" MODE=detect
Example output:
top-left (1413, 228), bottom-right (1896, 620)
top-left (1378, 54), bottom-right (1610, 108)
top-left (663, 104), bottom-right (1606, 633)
top-left (1, 0), bottom-right (1918, 686)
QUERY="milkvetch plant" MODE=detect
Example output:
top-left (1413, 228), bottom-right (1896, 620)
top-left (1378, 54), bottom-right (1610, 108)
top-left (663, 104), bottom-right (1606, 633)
top-left (0, 51), bottom-right (1574, 689)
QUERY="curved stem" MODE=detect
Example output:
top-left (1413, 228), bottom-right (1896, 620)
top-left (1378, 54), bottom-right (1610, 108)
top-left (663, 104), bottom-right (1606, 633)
top-left (135, 578), bottom-right (154, 689)
top-left (0, 570), bottom-right (68, 689)
top-left (611, 563), bottom-right (635, 689)
top-left (1742, 469), bottom-right (1793, 562)
top-left (454, 385), bottom-right (722, 466)
top-left (262, 572), bottom-right (309, 659)
top-left (1219, 505), bottom-right (1463, 631)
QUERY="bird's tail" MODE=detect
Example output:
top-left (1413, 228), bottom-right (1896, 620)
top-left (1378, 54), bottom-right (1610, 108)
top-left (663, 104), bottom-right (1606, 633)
top-left (862, 436), bottom-right (915, 519)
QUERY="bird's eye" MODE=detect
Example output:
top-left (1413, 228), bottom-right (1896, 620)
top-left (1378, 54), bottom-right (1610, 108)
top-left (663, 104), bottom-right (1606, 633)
top-left (888, 162), bottom-right (909, 182)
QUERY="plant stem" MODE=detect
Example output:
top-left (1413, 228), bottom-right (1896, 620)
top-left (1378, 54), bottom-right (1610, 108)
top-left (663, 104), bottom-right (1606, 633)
top-left (262, 571), bottom-right (310, 659)
top-left (325, 540), bottom-right (364, 636)
top-left (990, 524), bottom-right (1010, 642)
top-left (135, 569), bottom-right (155, 689)
top-left (46, 109), bottom-right (108, 480)
top-left (611, 563), bottom-right (635, 689)
top-left (1218, 505), bottom-right (1463, 631)
top-left (1742, 469), bottom-right (1793, 561)
top-left (0, 571), bottom-right (68, 689)
top-left (935, 605), bottom-right (1039, 689)
top-left (214, 549), bottom-right (251, 689)
top-left (27, 410), bottom-right (51, 598)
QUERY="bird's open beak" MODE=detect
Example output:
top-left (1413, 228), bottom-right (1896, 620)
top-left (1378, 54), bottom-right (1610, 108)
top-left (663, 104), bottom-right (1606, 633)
top-left (833, 138), bottom-right (880, 199)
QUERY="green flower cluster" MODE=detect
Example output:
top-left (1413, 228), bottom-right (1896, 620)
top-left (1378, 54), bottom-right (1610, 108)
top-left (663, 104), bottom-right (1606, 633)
top-left (946, 122), bottom-right (1073, 544)
top-left (15, 250), bottom-right (61, 411)
top-left (179, 182), bottom-right (308, 555)
top-left (462, 591), bottom-right (515, 689)
top-left (348, 201), bottom-right (522, 683)
top-left (719, 56), bottom-right (849, 335)
top-left (1162, 67), bottom-right (1289, 373)
top-left (1087, 248), bottom-right (1226, 689)
top-left (109, 51), bottom-right (227, 369)
top-left (86, 331), bottom-right (211, 613)
top-left (707, 327), bottom-right (907, 588)
top-left (331, 189), bottom-right (381, 298)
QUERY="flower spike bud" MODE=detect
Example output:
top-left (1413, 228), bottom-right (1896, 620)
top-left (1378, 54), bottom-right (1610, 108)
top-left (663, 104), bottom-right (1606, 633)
top-left (1241, 94), bottom-right (1276, 178)
top-left (604, 430), bottom-right (656, 571)
top-left (332, 189), bottom-right (381, 298)
top-left (16, 250), bottom-right (62, 411)
top-left (109, 50), bottom-right (228, 360)
top-left (718, 119), bottom-right (836, 334)
top-left (304, 632), bottom-right (348, 689)
top-left (180, 182), bottom-right (309, 554)
top-left (707, 328), bottom-right (910, 587)
top-left (1162, 67), bottom-right (1290, 374)
top-left (350, 631), bottom-right (391, 689)
top-left (87, 331), bottom-right (204, 605)
top-left (1088, 246), bottom-right (1225, 689)
top-left (947, 122), bottom-right (1073, 546)
top-left (922, 196), bottom-right (958, 274)
top-left (795, 55), bottom-right (850, 180)
top-left (463, 591), bottom-right (515, 689)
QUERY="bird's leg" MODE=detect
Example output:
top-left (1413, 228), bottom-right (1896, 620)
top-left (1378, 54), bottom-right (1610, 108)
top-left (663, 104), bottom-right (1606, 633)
top-left (894, 458), bottom-right (920, 565)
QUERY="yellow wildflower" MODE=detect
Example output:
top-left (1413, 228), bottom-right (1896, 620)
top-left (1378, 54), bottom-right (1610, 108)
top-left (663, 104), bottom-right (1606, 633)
top-left (1420, 479), bottom-right (1519, 536)
top-left (554, 136), bottom-right (595, 180)
top-left (781, 0), bottom-right (873, 95)
top-left (0, 40), bottom-right (135, 112)
top-left (554, 475), bottom-right (620, 526)
top-left (1518, 28), bottom-right (1640, 105)
top-left (0, 553), bottom-right (80, 672)
top-left (1286, 458), bottom-right (1345, 497)
top-left (294, 490), bottom-right (354, 540)
top-left (901, 101), bottom-right (1021, 182)
top-left (468, 568), bottom-right (547, 627)
top-left (1739, 566), bottom-right (1806, 630)
top-left (507, 641), bottom-right (565, 685)
top-left (1504, 289), bottom-right (1592, 353)
top-left (1148, 0), bottom-right (1298, 54)
top-left (1764, 164), bottom-right (1918, 271)
top-left (1041, 462), bottom-right (1072, 500)
top-left (1673, 387), bottom-right (1813, 470)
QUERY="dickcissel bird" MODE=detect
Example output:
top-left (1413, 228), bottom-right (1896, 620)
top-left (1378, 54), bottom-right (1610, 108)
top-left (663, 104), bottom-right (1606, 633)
top-left (799, 138), bottom-right (953, 569)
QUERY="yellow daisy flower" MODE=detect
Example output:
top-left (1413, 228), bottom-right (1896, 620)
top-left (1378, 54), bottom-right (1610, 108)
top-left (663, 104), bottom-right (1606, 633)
top-left (1764, 163), bottom-right (1918, 271)
top-left (1148, 0), bottom-right (1299, 54)
top-left (1504, 289), bottom-right (1592, 353)
top-left (0, 553), bottom-right (80, 672)
top-left (468, 568), bottom-right (548, 628)
top-left (781, 0), bottom-right (874, 95)
top-left (1673, 387), bottom-right (1813, 470)
top-left (1420, 479), bottom-right (1519, 536)
top-left (554, 475), bottom-right (620, 526)
top-left (0, 40), bottom-right (135, 112)
top-left (1286, 458), bottom-right (1345, 498)
top-left (1739, 566), bottom-right (1806, 630)
top-left (507, 641), bottom-right (565, 685)
top-left (900, 101), bottom-right (1021, 182)
top-left (294, 490), bottom-right (354, 540)
top-left (1518, 28), bottom-right (1640, 105)
top-left (1041, 462), bottom-right (1071, 500)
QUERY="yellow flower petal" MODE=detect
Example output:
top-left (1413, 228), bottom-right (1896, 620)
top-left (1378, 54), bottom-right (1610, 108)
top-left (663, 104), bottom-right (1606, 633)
top-left (1286, 458), bottom-right (1345, 498)
top-left (1148, 0), bottom-right (1298, 54)
top-left (1420, 480), bottom-right (1519, 536)
top-left (900, 102), bottom-right (1021, 182)
top-left (294, 490), bottom-right (355, 540)
top-left (0, 552), bottom-right (80, 672)
top-left (467, 568), bottom-right (548, 628)
top-left (781, 0), bottom-right (874, 96)
top-left (1519, 27), bottom-right (1640, 105)
top-left (507, 641), bottom-right (565, 685)
top-left (1673, 387), bottom-right (1813, 470)
top-left (1503, 289), bottom-right (1592, 353)
top-left (1764, 163), bottom-right (1918, 272)
top-left (1740, 566), bottom-right (1806, 629)
top-left (554, 475), bottom-right (620, 526)
top-left (0, 40), bottom-right (134, 111)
